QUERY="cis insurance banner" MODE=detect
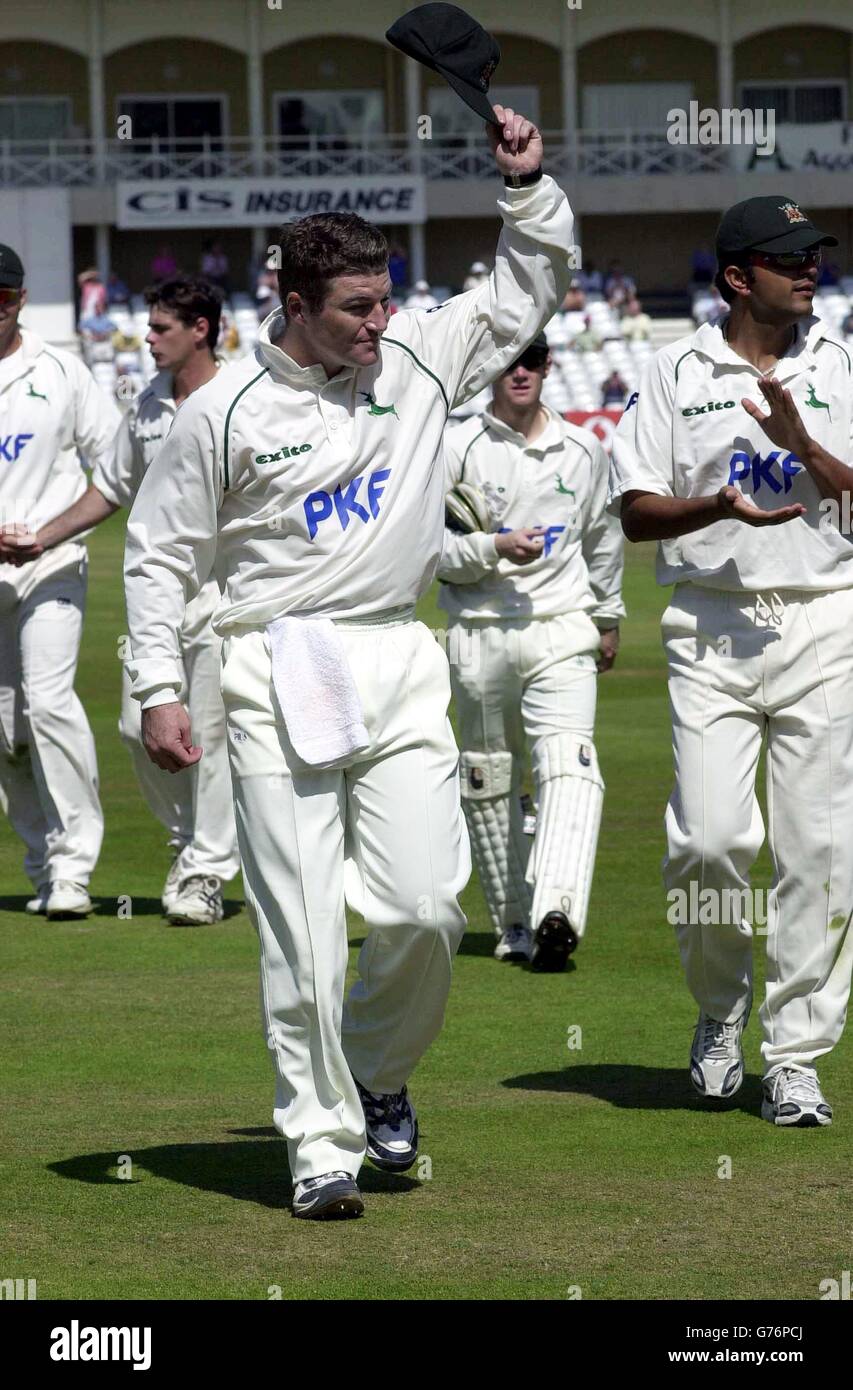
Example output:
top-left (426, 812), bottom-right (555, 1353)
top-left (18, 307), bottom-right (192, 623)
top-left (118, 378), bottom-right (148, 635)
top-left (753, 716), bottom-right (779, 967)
top-left (564, 410), bottom-right (623, 452)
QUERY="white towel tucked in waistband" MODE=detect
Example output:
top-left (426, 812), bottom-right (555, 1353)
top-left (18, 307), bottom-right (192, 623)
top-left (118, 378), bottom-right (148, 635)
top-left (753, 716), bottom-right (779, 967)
top-left (267, 615), bottom-right (369, 767)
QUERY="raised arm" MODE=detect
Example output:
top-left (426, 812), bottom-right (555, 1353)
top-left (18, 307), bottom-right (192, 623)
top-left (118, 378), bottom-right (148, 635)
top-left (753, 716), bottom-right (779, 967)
top-left (387, 105), bottom-right (574, 412)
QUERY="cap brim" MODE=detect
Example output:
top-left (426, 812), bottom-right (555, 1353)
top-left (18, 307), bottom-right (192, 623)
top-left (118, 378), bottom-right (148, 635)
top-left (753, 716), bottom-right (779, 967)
top-left (436, 64), bottom-right (501, 125)
top-left (749, 226), bottom-right (839, 253)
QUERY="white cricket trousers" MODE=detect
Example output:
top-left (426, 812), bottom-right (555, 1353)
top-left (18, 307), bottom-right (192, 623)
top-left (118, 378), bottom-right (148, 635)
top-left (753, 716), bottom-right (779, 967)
top-left (120, 589), bottom-right (239, 882)
top-left (220, 613), bottom-right (470, 1183)
top-left (663, 582), bottom-right (853, 1073)
top-left (448, 612), bottom-right (600, 934)
top-left (0, 558), bottom-right (102, 887)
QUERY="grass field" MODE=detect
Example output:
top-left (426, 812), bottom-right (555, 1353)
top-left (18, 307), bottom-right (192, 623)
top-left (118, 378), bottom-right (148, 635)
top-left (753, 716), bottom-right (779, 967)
top-left (2, 513), bottom-right (852, 1301)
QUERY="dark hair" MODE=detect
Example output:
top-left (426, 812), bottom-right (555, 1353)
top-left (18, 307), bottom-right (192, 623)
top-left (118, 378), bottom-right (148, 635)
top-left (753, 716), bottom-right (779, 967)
top-left (715, 259), bottom-right (755, 305)
top-left (143, 274), bottom-right (223, 349)
top-left (274, 213), bottom-right (389, 315)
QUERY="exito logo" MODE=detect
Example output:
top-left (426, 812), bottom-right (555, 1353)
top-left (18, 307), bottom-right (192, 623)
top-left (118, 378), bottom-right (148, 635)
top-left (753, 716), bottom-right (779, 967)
top-left (682, 400), bottom-right (735, 417)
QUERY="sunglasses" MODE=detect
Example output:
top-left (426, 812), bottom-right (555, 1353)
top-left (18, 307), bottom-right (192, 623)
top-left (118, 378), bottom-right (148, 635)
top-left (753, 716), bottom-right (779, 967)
top-left (0, 288), bottom-right (23, 306)
top-left (508, 347), bottom-right (549, 373)
top-left (748, 247), bottom-right (823, 271)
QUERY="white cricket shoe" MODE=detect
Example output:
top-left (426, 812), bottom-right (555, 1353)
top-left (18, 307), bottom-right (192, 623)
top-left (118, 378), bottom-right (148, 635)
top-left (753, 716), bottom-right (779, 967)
top-left (761, 1067), bottom-right (833, 1128)
top-left (690, 1010), bottom-right (748, 1098)
top-left (494, 924), bottom-right (533, 961)
top-left (161, 854), bottom-right (185, 913)
top-left (167, 875), bottom-right (224, 926)
top-left (291, 1172), bottom-right (364, 1220)
top-left (355, 1080), bottom-right (419, 1172)
top-left (26, 883), bottom-right (50, 915)
top-left (46, 880), bottom-right (92, 920)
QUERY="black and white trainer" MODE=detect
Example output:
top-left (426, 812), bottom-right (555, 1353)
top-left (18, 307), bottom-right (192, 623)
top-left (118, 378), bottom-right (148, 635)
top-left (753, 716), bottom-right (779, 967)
top-left (761, 1067), bottom-right (833, 1127)
top-left (291, 1171), bottom-right (364, 1220)
top-left (530, 911), bottom-right (578, 973)
top-left (355, 1080), bottom-right (418, 1172)
top-left (494, 924), bottom-right (532, 962)
top-left (690, 1010), bottom-right (747, 1098)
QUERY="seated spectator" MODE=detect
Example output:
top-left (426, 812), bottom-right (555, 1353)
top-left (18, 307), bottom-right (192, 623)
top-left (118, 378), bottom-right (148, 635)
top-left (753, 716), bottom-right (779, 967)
top-left (601, 370), bottom-right (629, 407)
top-left (255, 265), bottom-right (280, 321)
top-left (77, 268), bottom-right (107, 323)
top-left (576, 260), bottom-right (603, 295)
top-left (106, 271), bottom-right (131, 308)
top-left (620, 297), bottom-right (652, 341)
top-left (604, 261), bottom-right (636, 310)
top-left (111, 327), bottom-right (143, 379)
top-left (151, 245), bottom-right (178, 281)
top-left (841, 308), bottom-right (853, 339)
top-left (693, 284), bottom-right (727, 327)
top-left (691, 244), bottom-right (715, 287)
top-left (404, 279), bottom-right (438, 310)
top-left (818, 260), bottom-right (841, 288)
top-left (571, 315), bottom-right (602, 353)
top-left (561, 283), bottom-right (587, 340)
top-left (388, 243), bottom-right (409, 288)
top-left (217, 305), bottom-right (240, 356)
top-left (561, 282), bottom-right (586, 313)
top-left (463, 261), bottom-right (489, 292)
top-left (79, 309), bottom-right (117, 364)
top-left (200, 239), bottom-right (230, 293)
top-left (78, 308), bottom-right (115, 338)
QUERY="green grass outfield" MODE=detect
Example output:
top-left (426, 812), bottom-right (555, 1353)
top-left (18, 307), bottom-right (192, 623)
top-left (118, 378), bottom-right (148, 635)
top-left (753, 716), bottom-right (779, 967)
top-left (2, 514), bottom-right (851, 1301)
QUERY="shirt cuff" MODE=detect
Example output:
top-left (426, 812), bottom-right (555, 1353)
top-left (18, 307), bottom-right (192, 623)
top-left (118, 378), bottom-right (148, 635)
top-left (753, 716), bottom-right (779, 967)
top-left (141, 688), bottom-right (181, 711)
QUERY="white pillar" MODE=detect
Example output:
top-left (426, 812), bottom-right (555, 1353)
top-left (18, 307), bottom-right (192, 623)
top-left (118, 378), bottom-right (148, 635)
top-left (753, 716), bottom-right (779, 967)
top-left (87, 0), bottom-right (106, 183)
top-left (246, 0), bottom-right (265, 173)
top-left (560, 0), bottom-right (578, 141)
top-left (718, 0), bottom-right (733, 111)
top-left (246, 0), bottom-right (267, 270)
top-left (95, 224), bottom-right (110, 282)
top-left (88, 1), bottom-right (109, 279)
top-left (560, 2), bottom-right (580, 271)
top-left (404, 57), bottom-right (426, 285)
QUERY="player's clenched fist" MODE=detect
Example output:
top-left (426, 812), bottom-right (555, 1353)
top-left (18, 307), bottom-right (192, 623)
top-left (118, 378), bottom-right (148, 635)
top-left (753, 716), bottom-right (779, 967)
top-left (495, 527), bottom-right (546, 565)
top-left (141, 701), bottom-right (203, 773)
top-left (487, 103), bottom-right (543, 177)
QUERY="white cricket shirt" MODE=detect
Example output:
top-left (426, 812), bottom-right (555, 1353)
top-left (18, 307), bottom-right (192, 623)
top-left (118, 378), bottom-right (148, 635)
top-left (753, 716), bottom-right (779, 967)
top-left (609, 316), bottom-right (853, 591)
top-left (0, 327), bottom-right (120, 602)
top-left (124, 175), bottom-right (575, 706)
top-left (437, 405), bottom-right (625, 625)
top-left (92, 369), bottom-right (219, 630)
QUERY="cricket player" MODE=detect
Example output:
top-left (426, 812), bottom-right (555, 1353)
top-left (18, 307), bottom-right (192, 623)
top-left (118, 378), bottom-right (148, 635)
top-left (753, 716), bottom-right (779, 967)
top-left (610, 196), bottom-right (853, 1126)
top-left (0, 243), bottom-right (120, 917)
top-left (438, 332), bottom-right (624, 969)
top-left (122, 105), bottom-right (573, 1217)
top-left (8, 277), bottom-right (240, 924)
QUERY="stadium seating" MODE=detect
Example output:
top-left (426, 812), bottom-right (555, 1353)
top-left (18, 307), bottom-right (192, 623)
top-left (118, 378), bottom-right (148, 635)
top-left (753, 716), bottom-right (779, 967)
top-left (82, 288), bottom-right (853, 409)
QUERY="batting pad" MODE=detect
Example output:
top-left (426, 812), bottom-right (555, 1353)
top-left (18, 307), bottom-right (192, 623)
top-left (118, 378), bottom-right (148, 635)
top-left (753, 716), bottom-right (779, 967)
top-left (529, 733), bottom-right (604, 938)
top-left (460, 750), bottom-right (532, 934)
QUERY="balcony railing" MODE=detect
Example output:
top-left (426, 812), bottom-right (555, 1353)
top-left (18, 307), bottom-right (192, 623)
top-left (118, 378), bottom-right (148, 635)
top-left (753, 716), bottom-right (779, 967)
top-left (0, 131), bottom-right (739, 186)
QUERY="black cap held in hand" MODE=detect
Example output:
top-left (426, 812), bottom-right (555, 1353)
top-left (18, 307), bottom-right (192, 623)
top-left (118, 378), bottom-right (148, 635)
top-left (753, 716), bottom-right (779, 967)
top-left (0, 243), bottom-right (25, 288)
top-left (386, 3), bottom-right (501, 126)
top-left (716, 196), bottom-right (838, 262)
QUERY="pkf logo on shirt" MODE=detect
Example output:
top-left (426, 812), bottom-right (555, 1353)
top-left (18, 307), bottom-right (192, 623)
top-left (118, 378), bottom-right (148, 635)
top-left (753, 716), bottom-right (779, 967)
top-left (303, 467), bottom-right (391, 540)
top-left (0, 434), bottom-right (33, 462)
top-left (727, 449), bottom-right (802, 494)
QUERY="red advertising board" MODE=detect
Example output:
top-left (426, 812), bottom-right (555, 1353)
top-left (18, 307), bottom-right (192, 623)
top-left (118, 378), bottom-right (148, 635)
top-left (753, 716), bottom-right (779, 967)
top-left (564, 409), bottom-right (623, 452)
